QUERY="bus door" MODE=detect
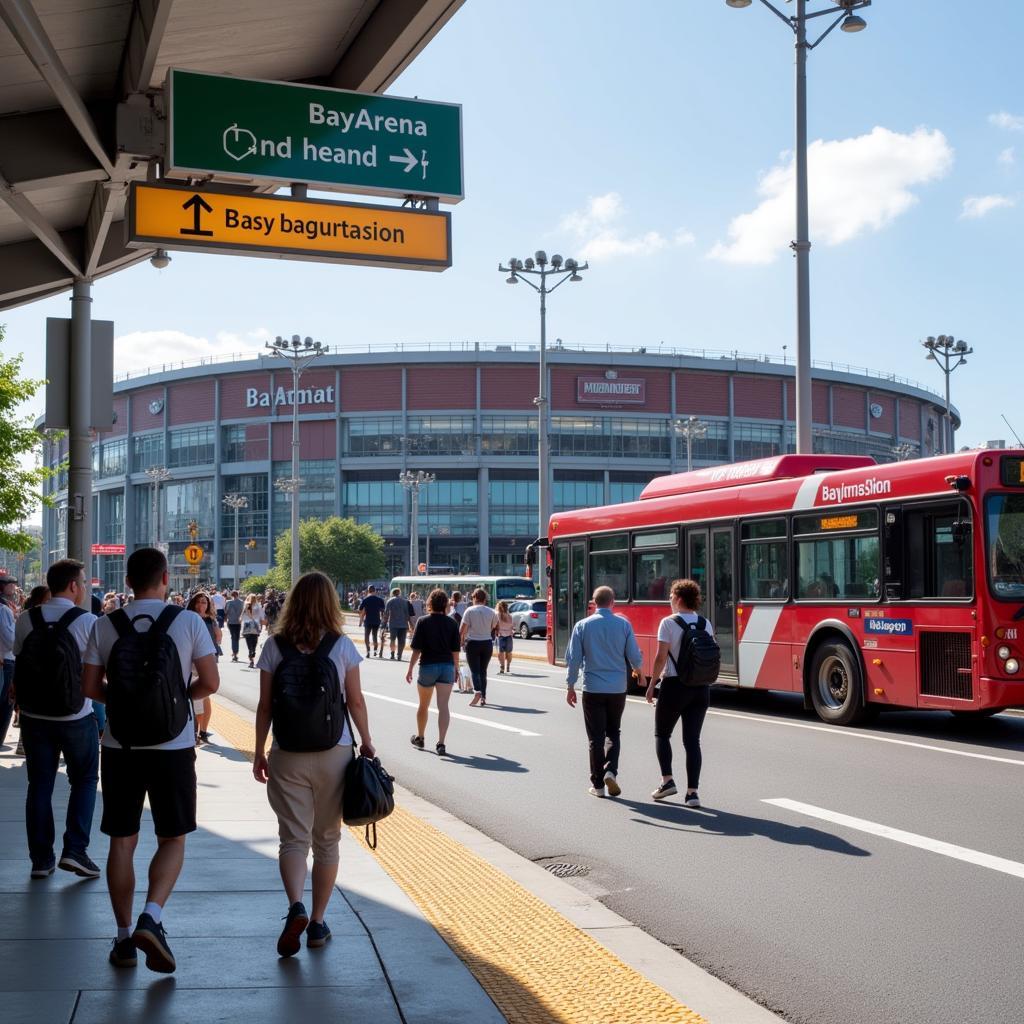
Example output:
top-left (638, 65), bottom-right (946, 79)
top-left (686, 526), bottom-right (737, 675)
top-left (553, 540), bottom-right (587, 661)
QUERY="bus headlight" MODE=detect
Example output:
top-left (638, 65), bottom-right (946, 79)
top-left (997, 645), bottom-right (1011, 660)
top-left (1005, 658), bottom-right (1020, 675)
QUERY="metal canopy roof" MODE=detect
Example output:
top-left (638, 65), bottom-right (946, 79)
top-left (0, 0), bottom-right (462, 311)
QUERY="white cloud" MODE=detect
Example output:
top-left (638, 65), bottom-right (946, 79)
top-left (114, 328), bottom-right (271, 375)
top-left (708, 127), bottom-right (953, 265)
top-left (989, 111), bottom-right (1024, 132)
top-left (559, 192), bottom-right (694, 262)
top-left (998, 146), bottom-right (1016, 166)
top-left (960, 194), bottom-right (1016, 220)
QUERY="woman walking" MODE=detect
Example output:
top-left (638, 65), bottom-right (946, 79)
top-left (494, 601), bottom-right (515, 675)
top-left (253, 572), bottom-right (374, 956)
top-left (460, 588), bottom-right (498, 708)
top-left (241, 593), bottom-right (263, 668)
top-left (645, 579), bottom-right (718, 808)
top-left (405, 588), bottom-right (460, 755)
top-left (187, 592), bottom-right (222, 744)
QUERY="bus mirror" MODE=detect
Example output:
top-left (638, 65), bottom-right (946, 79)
top-left (524, 543), bottom-right (535, 568)
top-left (546, 563), bottom-right (553, 579)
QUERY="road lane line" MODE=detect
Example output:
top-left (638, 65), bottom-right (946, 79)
top-left (764, 798), bottom-right (1024, 880)
top-left (362, 690), bottom-right (541, 736)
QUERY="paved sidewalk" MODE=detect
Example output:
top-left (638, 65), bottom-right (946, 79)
top-left (0, 721), bottom-right (505, 1024)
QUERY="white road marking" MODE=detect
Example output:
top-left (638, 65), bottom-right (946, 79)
top-left (361, 690), bottom-right (541, 736)
top-left (764, 798), bottom-right (1024, 881)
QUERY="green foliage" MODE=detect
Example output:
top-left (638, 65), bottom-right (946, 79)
top-left (0, 326), bottom-right (50, 553)
top-left (242, 570), bottom-right (287, 594)
top-left (274, 516), bottom-right (385, 586)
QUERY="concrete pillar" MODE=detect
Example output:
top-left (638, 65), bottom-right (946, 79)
top-left (67, 279), bottom-right (93, 581)
top-left (478, 466), bottom-right (489, 574)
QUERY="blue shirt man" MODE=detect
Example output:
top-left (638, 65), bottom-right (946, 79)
top-left (565, 586), bottom-right (643, 798)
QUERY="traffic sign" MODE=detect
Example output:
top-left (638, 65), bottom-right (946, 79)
top-left (184, 544), bottom-right (204, 566)
top-left (167, 69), bottom-right (464, 203)
top-left (127, 183), bottom-right (452, 271)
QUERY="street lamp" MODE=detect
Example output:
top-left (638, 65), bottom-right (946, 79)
top-left (921, 334), bottom-right (972, 454)
top-left (144, 466), bottom-right (171, 549)
top-left (674, 416), bottom-right (709, 472)
top-left (497, 250), bottom-right (588, 562)
top-left (725, 0), bottom-right (872, 454)
top-left (266, 334), bottom-right (326, 587)
top-left (222, 493), bottom-right (248, 588)
top-left (399, 470), bottom-right (436, 575)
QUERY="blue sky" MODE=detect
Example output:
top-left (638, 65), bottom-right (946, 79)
top-left (4, 0), bottom-right (1023, 445)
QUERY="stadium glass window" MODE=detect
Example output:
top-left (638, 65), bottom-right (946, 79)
top-left (272, 461), bottom-right (335, 540)
top-left (164, 478), bottom-right (215, 541)
top-left (168, 426), bottom-right (214, 468)
top-left (741, 518), bottom-right (789, 600)
top-left (222, 473), bottom-right (270, 545)
top-left (632, 530), bottom-right (679, 601)
top-left (406, 416), bottom-right (478, 456)
top-left (132, 432), bottom-right (164, 473)
top-left (99, 438), bottom-right (127, 478)
top-left (343, 417), bottom-right (403, 456)
top-left (734, 423), bottom-right (782, 462)
top-left (554, 473), bottom-right (604, 513)
top-left (609, 472), bottom-right (657, 505)
top-left (100, 490), bottom-right (125, 544)
top-left (481, 416), bottom-right (538, 456)
top-left (222, 424), bottom-right (269, 463)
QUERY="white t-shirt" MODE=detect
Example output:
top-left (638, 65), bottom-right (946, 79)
top-left (84, 599), bottom-right (216, 750)
top-left (13, 597), bottom-right (97, 722)
top-left (657, 612), bottom-right (715, 677)
top-left (212, 592), bottom-right (226, 611)
top-left (257, 633), bottom-right (361, 746)
top-left (462, 604), bottom-right (498, 641)
top-left (242, 604), bottom-right (264, 632)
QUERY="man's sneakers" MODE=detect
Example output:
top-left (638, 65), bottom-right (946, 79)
top-left (30, 861), bottom-right (55, 879)
top-left (603, 771), bottom-right (621, 797)
top-left (652, 780), bottom-right (678, 801)
top-left (277, 901), bottom-right (309, 958)
top-left (59, 851), bottom-right (100, 879)
top-left (306, 920), bottom-right (332, 948)
top-left (588, 785), bottom-right (606, 797)
top-left (684, 791), bottom-right (701, 808)
top-left (132, 913), bottom-right (176, 973)
top-left (390, 651), bottom-right (395, 660)
top-left (109, 936), bottom-right (138, 968)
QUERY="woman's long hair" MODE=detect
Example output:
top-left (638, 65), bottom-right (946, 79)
top-left (187, 592), bottom-right (213, 621)
top-left (274, 572), bottom-right (345, 650)
top-left (496, 600), bottom-right (511, 621)
top-left (243, 593), bottom-right (259, 616)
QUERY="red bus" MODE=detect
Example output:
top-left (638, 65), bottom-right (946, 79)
top-left (547, 451), bottom-right (1024, 724)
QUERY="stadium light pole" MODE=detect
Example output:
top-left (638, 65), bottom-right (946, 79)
top-left (144, 466), bottom-right (171, 548)
top-left (674, 416), bottom-right (709, 472)
top-left (222, 493), bottom-right (248, 588)
top-left (497, 251), bottom-right (588, 561)
top-left (725, 0), bottom-right (872, 454)
top-left (400, 470), bottom-right (436, 575)
top-left (266, 334), bottom-right (326, 587)
top-left (921, 334), bottom-right (971, 454)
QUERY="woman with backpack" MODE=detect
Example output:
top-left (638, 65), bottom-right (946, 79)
top-left (645, 579), bottom-right (720, 808)
top-left (240, 594), bottom-right (263, 669)
top-left (186, 592), bottom-right (222, 744)
top-left (252, 572), bottom-right (374, 957)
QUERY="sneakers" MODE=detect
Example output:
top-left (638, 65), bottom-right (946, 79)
top-left (436, 742), bottom-right (447, 756)
top-left (603, 772), bottom-right (621, 797)
top-left (684, 791), bottom-right (701, 808)
top-left (390, 651), bottom-right (395, 660)
top-left (132, 913), bottom-right (176, 973)
top-left (652, 780), bottom-right (678, 801)
top-left (410, 734), bottom-right (425, 749)
top-left (30, 861), bottom-right (55, 879)
top-left (306, 920), bottom-right (332, 948)
top-left (109, 936), bottom-right (138, 968)
top-left (59, 851), bottom-right (100, 879)
top-left (277, 901), bottom-right (309, 958)
top-left (588, 786), bottom-right (606, 798)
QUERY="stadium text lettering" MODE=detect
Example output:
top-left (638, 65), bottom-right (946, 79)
top-left (245, 386), bottom-right (335, 409)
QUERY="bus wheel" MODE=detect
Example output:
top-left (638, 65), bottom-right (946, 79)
top-left (809, 641), bottom-right (869, 726)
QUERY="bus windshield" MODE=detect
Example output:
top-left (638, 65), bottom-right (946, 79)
top-left (495, 578), bottom-right (536, 600)
top-left (985, 493), bottom-right (1024, 599)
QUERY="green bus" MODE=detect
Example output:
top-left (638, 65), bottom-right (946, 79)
top-left (388, 574), bottom-right (537, 605)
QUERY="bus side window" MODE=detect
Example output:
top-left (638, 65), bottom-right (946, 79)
top-left (740, 519), bottom-right (789, 601)
top-left (903, 502), bottom-right (973, 599)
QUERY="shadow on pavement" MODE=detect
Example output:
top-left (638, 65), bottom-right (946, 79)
top-left (477, 704), bottom-right (546, 715)
top-left (438, 751), bottom-right (530, 773)
top-left (617, 797), bottom-right (871, 857)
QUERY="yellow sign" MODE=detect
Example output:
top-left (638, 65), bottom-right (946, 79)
top-left (820, 515), bottom-right (860, 531)
top-left (127, 182), bottom-right (451, 271)
top-left (184, 544), bottom-right (204, 565)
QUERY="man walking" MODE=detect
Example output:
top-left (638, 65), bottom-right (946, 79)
top-left (212, 588), bottom-right (226, 628)
top-left (224, 589), bottom-right (244, 663)
top-left (83, 548), bottom-right (219, 973)
top-left (0, 575), bottom-right (17, 747)
top-left (382, 587), bottom-right (412, 661)
top-left (565, 586), bottom-right (643, 798)
top-left (13, 560), bottom-right (100, 879)
top-left (358, 585), bottom-right (386, 658)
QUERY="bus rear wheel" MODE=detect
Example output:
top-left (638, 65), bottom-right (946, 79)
top-left (809, 641), bottom-right (870, 726)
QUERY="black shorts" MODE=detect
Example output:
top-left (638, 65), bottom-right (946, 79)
top-left (100, 746), bottom-right (197, 839)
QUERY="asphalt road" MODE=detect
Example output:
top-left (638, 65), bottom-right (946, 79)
top-left (216, 639), bottom-right (1024, 1024)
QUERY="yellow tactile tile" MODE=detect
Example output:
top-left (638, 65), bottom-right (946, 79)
top-left (210, 701), bottom-right (706, 1024)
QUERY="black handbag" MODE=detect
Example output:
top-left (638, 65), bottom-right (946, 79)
top-left (342, 754), bottom-right (395, 849)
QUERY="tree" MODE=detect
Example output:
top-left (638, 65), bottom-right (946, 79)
top-left (0, 326), bottom-right (50, 553)
top-left (274, 516), bottom-right (385, 586)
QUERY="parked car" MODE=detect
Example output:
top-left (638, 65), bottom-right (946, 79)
top-left (510, 599), bottom-right (547, 639)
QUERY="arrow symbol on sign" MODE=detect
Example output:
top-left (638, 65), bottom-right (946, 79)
top-left (389, 147), bottom-right (419, 174)
top-left (181, 193), bottom-right (214, 237)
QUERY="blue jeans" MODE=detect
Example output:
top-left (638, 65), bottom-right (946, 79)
top-left (0, 660), bottom-right (14, 746)
top-left (21, 714), bottom-right (99, 867)
top-left (417, 662), bottom-right (455, 687)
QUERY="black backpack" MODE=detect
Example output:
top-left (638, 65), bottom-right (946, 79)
top-left (106, 606), bottom-right (191, 748)
top-left (15, 606), bottom-right (89, 717)
top-left (667, 615), bottom-right (721, 686)
top-left (271, 633), bottom-right (346, 752)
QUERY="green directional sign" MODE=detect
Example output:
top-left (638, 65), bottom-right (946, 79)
top-left (167, 68), bottom-right (463, 203)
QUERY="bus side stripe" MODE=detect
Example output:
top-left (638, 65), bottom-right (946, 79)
top-left (793, 474), bottom-right (823, 511)
top-left (738, 605), bottom-right (784, 687)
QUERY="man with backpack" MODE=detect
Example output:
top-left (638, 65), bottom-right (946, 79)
top-left (12, 559), bottom-right (100, 879)
top-left (564, 586), bottom-right (643, 798)
top-left (645, 578), bottom-right (721, 808)
top-left (82, 547), bottom-right (220, 974)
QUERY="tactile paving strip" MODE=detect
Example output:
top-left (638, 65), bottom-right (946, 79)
top-left (210, 701), bottom-right (705, 1024)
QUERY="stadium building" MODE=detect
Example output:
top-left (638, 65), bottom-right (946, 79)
top-left (40, 342), bottom-right (957, 592)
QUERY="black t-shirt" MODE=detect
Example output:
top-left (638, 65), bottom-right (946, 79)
top-left (359, 594), bottom-right (386, 626)
top-left (411, 613), bottom-right (460, 665)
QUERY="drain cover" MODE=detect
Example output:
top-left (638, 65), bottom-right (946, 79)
top-left (543, 862), bottom-right (589, 879)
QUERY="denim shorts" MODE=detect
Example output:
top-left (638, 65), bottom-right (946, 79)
top-left (497, 636), bottom-right (513, 653)
top-left (417, 662), bottom-right (455, 687)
